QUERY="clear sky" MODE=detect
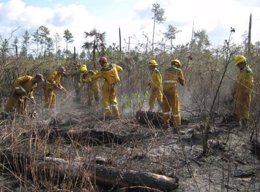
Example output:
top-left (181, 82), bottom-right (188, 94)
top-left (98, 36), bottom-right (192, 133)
top-left (0, 0), bottom-right (260, 52)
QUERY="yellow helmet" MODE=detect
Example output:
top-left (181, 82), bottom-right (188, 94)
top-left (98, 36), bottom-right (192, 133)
top-left (235, 55), bottom-right (246, 65)
top-left (80, 64), bottom-right (87, 73)
top-left (171, 59), bottom-right (182, 68)
top-left (148, 59), bottom-right (158, 66)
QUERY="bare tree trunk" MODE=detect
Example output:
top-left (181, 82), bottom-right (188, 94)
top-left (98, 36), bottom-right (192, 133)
top-left (248, 13), bottom-right (252, 54)
top-left (152, 16), bottom-right (156, 55)
top-left (73, 46), bottom-right (76, 60)
top-left (119, 27), bottom-right (121, 52)
top-left (93, 40), bottom-right (96, 69)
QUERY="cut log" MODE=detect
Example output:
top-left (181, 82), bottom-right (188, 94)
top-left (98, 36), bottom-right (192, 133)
top-left (94, 164), bottom-right (179, 191)
top-left (136, 110), bottom-right (163, 126)
top-left (136, 110), bottom-right (189, 126)
top-left (65, 129), bottom-right (124, 145)
top-left (0, 150), bottom-right (179, 191)
top-left (37, 127), bottom-right (124, 145)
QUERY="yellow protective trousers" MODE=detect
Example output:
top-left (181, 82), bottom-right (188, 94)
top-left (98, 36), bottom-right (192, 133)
top-left (87, 82), bottom-right (99, 106)
top-left (233, 66), bottom-right (254, 121)
top-left (44, 85), bottom-right (57, 108)
top-left (234, 90), bottom-right (252, 120)
top-left (102, 82), bottom-right (119, 118)
top-left (162, 87), bottom-right (181, 126)
top-left (149, 88), bottom-right (163, 111)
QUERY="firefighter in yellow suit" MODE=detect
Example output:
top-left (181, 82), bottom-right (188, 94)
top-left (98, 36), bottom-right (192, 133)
top-left (162, 59), bottom-right (185, 129)
top-left (81, 70), bottom-right (100, 106)
top-left (148, 59), bottom-right (163, 111)
top-left (233, 55), bottom-right (254, 128)
top-left (5, 74), bottom-right (44, 114)
top-left (44, 66), bottom-right (68, 108)
top-left (87, 56), bottom-right (123, 119)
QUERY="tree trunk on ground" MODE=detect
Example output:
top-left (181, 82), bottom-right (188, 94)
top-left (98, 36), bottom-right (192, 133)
top-left (136, 110), bottom-right (189, 126)
top-left (0, 150), bottom-right (179, 191)
top-left (38, 127), bottom-right (124, 145)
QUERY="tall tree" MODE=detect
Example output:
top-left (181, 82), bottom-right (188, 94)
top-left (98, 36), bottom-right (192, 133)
top-left (164, 25), bottom-right (181, 54)
top-left (38, 25), bottom-right (51, 56)
top-left (32, 29), bottom-right (40, 57)
top-left (53, 32), bottom-right (62, 55)
top-left (20, 30), bottom-right (30, 57)
top-left (82, 29), bottom-right (106, 69)
top-left (248, 13), bottom-right (252, 54)
top-left (151, 3), bottom-right (166, 54)
top-left (45, 37), bottom-right (54, 56)
top-left (190, 30), bottom-right (210, 52)
top-left (0, 38), bottom-right (9, 64)
top-left (12, 37), bottom-right (19, 57)
top-left (63, 29), bottom-right (74, 58)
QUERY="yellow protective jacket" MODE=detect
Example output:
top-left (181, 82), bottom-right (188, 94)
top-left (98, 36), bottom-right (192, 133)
top-left (163, 66), bottom-right (185, 89)
top-left (14, 75), bottom-right (38, 98)
top-left (82, 70), bottom-right (99, 88)
top-left (46, 71), bottom-right (63, 90)
top-left (91, 64), bottom-right (123, 84)
top-left (234, 65), bottom-right (254, 119)
top-left (150, 68), bottom-right (163, 91)
top-left (162, 66), bottom-right (185, 126)
top-left (5, 75), bottom-right (37, 113)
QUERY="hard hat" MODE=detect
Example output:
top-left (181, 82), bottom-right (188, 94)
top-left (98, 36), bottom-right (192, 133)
top-left (80, 64), bottom-right (87, 73)
top-left (99, 56), bottom-right (108, 63)
top-left (35, 73), bottom-right (45, 82)
top-left (57, 66), bottom-right (66, 74)
top-left (235, 55), bottom-right (246, 65)
top-left (171, 59), bottom-right (182, 68)
top-left (148, 59), bottom-right (158, 66)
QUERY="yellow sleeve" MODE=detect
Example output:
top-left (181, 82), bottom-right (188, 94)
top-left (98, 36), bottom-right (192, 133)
top-left (90, 71), bottom-right (103, 81)
top-left (47, 72), bottom-right (57, 83)
top-left (14, 76), bottom-right (31, 86)
top-left (48, 72), bottom-right (62, 88)
top-left (178, 69), bottom-right (185, 85)
top-left (115, 64), bottom-right (123, 73)
top-left (151, 71), bottom-right (162, 89)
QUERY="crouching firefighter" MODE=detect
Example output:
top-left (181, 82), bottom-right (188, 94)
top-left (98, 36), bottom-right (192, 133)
top-left (5, 73), bottom-right (44, 115)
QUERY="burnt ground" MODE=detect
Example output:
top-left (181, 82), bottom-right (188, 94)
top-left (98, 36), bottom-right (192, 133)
top-left (0, 97), bottom-right (260, 192)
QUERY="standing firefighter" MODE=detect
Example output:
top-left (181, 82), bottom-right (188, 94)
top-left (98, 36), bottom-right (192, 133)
top-left (233, 55), bottom-right (254, 128)
top-left (81, 70), bottom-right (100, 106)
top-left (5, 74), bottom-right (44, 114)
top-left (162, 59), bottom-right (185, 130)
top-left (86, 56), bottom-right (123, 119)
top-left (148, 59), bottom-right (163, 111)
top-left (43, 66), bottom-right (68, 108)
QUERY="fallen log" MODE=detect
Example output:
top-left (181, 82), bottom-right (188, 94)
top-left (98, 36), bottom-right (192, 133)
top-left (65, 128), bottom-right (124, 145)
top-left (0, 150), bottom-right (179, 191)
top-left (94, 164), bottom-right (179, 191)
top-left (136, 110), bottom-right (189, 126)
top-left (37, 127), bottom-right (124, 145)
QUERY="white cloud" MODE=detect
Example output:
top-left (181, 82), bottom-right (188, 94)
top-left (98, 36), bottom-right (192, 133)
top-left (0, 0), bottom-right (260, 53)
